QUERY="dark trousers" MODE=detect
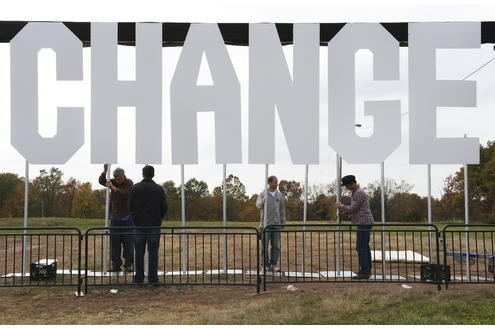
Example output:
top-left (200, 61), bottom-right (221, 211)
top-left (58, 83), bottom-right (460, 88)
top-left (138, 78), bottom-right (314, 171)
top-left (263, 228), bottom-right (281, 267)
top-left (356, 225), bottom-right (372, 275)
top-left (133, 228), bottom-right (161, 284)
top-left (110, 219), bottom-right (134, 270)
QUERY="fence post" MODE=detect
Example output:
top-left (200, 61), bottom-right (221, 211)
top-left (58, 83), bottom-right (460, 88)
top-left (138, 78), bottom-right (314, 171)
top-left (256, 227), bottom-right (261, 294)
top-left (262, 227), bottom-right (267, 292)
top-left (103, 165), bottom-right (111, 273)
top-left (441, 227), bottom-right (449, 290)
top-left (84, 230), bottom-right (89, 295)
top-left (22, 160), bottom-right (29, 276)
top-left (77, 232), bottom-right (83, 296)
top-left (435, 227), bottom-right (442, 291)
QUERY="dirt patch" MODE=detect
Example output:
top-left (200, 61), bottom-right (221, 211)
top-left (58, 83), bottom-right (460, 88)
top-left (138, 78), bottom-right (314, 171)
top-left (0, 283), bottom-right (488, 324)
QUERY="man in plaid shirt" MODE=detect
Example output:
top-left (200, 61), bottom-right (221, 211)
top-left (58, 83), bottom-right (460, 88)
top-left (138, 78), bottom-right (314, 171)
top-left (336, 175), bottom-right (374, 279)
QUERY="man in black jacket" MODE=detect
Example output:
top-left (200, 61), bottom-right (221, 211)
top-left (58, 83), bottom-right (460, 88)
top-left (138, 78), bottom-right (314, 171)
top-left (129, 165), bottom-right (167, 285)
top-left (99, 165), bottom-right (134, 272)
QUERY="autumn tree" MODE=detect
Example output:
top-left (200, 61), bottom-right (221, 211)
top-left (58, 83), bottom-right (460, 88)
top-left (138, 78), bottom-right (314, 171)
top-left (58, 178), bottom-right (80, 218)
top-left (213, 174), bottom-right (248, 201)
top-left (366, 179), bottom-right (415, 221)
top-left (438, 141), bottom-right (495, 223)
top-left (31, 167), bottom-right (64, 217)
top-left (0, 173), bottom-right (23, 217)
top-left (308, 183), bottom-right (330, 202)
top-left (72, 182), bottom-right (102, 218)
top-left (309, 194), bottom-right (336, 221)
top-left (0, 173), bottom-right (21, 208)
top-left (387, 193), bottom-right (427, 222)
top-left (162, 180), bottom-right (181, 220)
top-left (305, 182), bottom-right (337, 221)
top-left (184, 178), bottom-right (209, 220)
top-left (278, 180), bottom-right (303, 221)
top-left (193, 196), bottom-right (222, 221)
top-left (212, 175), bottom-right (248, 221)
top-left (0, 178), bottom-right (25, 218)
top-left (438, 174), bottom-right (465, 223)
top-left (238, 194), bottom-right (260, 222)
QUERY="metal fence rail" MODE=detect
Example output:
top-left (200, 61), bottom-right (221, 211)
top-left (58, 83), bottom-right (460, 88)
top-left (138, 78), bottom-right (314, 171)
top-left (262, 224), bottom-right (441, 290)
top-left (0, 227), bottom-right (82, 294)
top-left (4, 223), bottom-right (495, 294)
top-left (442, 224), bottom-right (495, 287)
top-left (84, 226), bottom-right (260, 293)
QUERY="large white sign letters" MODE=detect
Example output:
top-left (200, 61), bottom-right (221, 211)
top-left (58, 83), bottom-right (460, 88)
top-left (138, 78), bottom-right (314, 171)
top-left (9, 22), bottom-right (481, 165)
top-left (171, 23), bottom-right (241, 165)
top-left (11, 22), bottom-right (84, 163)
top-left (409, 22), bottom-right (480, 164)
top-left (328, 23), bottom-right (401, 164)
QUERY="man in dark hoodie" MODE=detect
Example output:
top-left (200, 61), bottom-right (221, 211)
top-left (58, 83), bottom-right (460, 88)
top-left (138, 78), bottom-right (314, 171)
top-left (129, 165), bottom-right (167, 285)
top-left (99, 165), bottom-right (134, 272)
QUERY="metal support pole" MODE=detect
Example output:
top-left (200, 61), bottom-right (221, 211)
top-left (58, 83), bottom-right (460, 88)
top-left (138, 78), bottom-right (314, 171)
top-left (263, 164), bottom-right (268, 229)
top-left (103, 164), bottom-right (111, 273)
top-left (261, 164), bottom-right (269, 271)
top-left (380, 162), bottom-right (386, 276)
top-left (22, 160), bottom-right (29, 276)
top-left (380, 162), bottom-right (385, 224)
top-left (336, 155), bottom-right (342, 206)
top-left (303, 165), bottom-right (309, 222)
top-left (427, 164), bottom-right (433, 260)
top-left (463, 139), bottom-right (471, 279)
top-left (336, 154), bottom-right (342, 275)
top-left (181, 164), bottom-right (187, 273)
top-left (223, 163), bottom-right (227, 273)
top-left (302, 164), bottom-right (308, 273)
top-left (427, 165), bottom-right (432, 225)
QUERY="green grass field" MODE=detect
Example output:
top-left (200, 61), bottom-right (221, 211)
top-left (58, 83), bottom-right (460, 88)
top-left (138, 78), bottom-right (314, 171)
top-left (0, 216), bottom-right (462, 230)
top-left (0, 283), bottom-right (494, 324)
top-left (0, 217), bottom-right (260, 231)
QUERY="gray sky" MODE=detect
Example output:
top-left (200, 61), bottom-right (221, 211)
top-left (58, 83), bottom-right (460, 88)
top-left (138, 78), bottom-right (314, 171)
top-left (1, 0), bottom-right (495, 198)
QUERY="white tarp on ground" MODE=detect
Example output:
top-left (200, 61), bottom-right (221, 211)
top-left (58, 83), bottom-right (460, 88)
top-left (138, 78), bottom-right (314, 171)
top-left (206, 269), bottom-right (243, 275)
top-left (369, 274), bottom-right (406, 280)
top-left (319, 271), bottom-right (355, 278)
top-left (285, 272), bottom-right (322, 278)
top-left (371, 250), bottom-right (430, 263)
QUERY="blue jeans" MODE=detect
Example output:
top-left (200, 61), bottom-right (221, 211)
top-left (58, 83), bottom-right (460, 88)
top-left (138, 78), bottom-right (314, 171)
top-left (109, 219), bottom-right (134, 270)
top-left (133, 228), bottom-right (161, 284)
top-left (263, 228), bottom-right (281, 267)
top-left (356, 225), bottom-right (372, 275)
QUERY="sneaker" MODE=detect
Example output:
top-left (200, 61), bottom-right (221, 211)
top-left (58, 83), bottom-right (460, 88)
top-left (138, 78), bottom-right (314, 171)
top-left (265, 265), bottom-right (274, 272)
top-left (124, 264), bottom-right (134, 272)
top-left (273, 266), bottom-right (281, 272)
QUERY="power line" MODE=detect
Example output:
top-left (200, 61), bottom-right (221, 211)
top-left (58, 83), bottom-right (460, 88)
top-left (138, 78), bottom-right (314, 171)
top-left (355, 55), bottom-right (495, 131)
top-left (462, 56), bottom-right (495, 80)
top-left (311, 54), bottom-right (495, 186)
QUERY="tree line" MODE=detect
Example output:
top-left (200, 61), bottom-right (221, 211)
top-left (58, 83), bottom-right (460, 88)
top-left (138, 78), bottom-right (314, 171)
top-left (1, 141), bottom-right (495, 223)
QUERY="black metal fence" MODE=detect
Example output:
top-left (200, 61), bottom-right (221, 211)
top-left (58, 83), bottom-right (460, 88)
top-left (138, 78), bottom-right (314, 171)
top-left (441, 224), bottom-right (495, 287)
top-left (84, 226), bottom-right (260, 293)
top-left (0, 227), bottom-right (82, 294)
top-left (262, 224), bottom-right (441, 290)
top-left (2, 223), bottom-right (495, 293)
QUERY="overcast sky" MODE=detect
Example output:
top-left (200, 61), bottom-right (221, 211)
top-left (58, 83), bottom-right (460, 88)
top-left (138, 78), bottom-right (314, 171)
top-left (1, 0), bottom-right (495, 198)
